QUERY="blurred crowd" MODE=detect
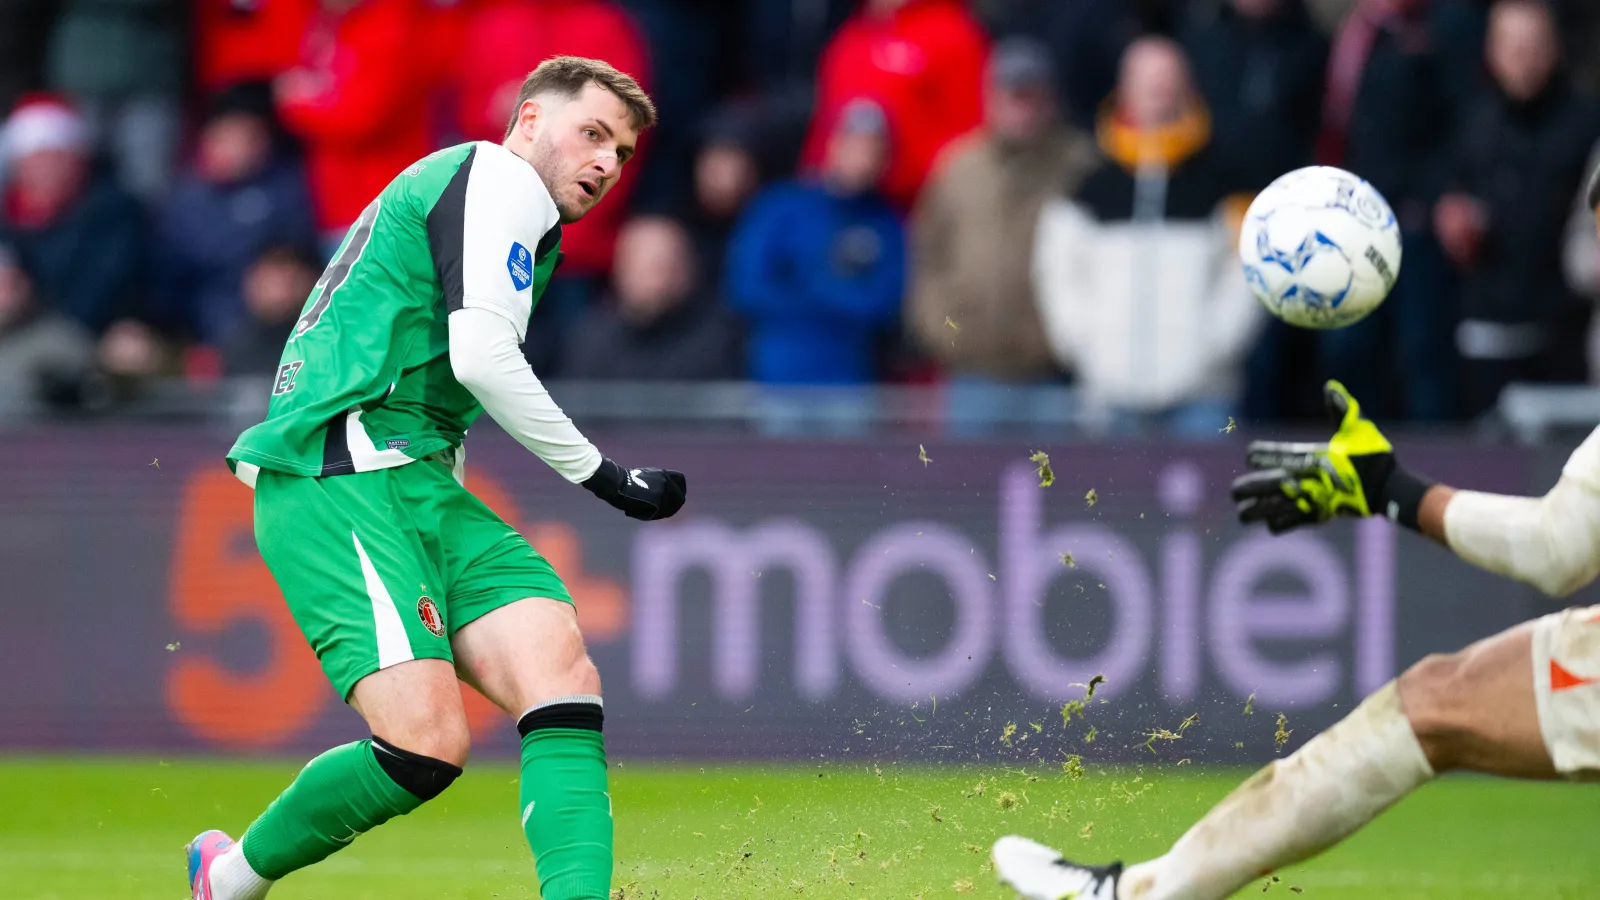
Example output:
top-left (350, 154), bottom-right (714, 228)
top-left (3, 0), bottom-right (1600, 430)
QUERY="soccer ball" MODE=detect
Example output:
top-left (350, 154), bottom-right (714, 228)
top-left (1238, 166), bottom-right (1402, 330)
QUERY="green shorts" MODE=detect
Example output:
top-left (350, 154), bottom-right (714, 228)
top-left (254, 455), bottom-right (571, 699)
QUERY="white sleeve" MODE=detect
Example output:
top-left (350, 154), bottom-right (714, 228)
top-left (1443, 426), bottom-right (1600, 598)
top-left (448, 305), bottom-right (602, 484)
top-left (431, 142), bottom-right (561, 343)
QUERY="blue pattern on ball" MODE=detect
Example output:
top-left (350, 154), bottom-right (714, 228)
top-left (1253, 219), bottom-right (1352, 312)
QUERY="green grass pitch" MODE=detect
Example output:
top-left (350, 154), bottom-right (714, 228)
top-left (3, 757), bottom-right (1597, 899)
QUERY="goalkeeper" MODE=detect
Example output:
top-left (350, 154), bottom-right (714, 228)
top-left (994, 377), bottom-right (1600, 899)
top-left (186, 58), bottom-right (684, 900)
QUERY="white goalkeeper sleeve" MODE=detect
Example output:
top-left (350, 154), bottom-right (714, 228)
top-left (447, 305), bottom-right (602, 484)
top-left (1444, 425), bottom-right (1600, 598)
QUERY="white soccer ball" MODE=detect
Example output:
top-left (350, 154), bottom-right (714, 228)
top-left (1238, 166), bottom-right (1402, 330)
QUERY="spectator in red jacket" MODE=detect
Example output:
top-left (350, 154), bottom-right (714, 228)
top-left (802, 0), bottom-right (988, 210)
top-left (194, 0), bottom-right (316, 94)
top-left (274, 0), bottom-right (434, 243)
top-left (452, 0), bottom-right (649, 280)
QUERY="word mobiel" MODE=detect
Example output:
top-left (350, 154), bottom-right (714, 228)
top-left (633, 463), bottom-right (1396, 708)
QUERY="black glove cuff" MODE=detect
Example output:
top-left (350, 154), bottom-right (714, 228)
top-left (1348, 453), bottom-right (1433, 532)
top-left (582, 458), bottom-right (624, 498)
top-left (1383, 465), bottom-right (1434, 532)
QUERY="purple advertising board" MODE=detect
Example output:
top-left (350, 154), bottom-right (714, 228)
top-left (0, 423), bottom-right (1582, 763)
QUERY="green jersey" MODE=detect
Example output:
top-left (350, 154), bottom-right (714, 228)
top-left (228, 141), bottom-right (563, 485)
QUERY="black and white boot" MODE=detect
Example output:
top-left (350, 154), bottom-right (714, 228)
top-left (993, 836), bottom-right (1122, 900)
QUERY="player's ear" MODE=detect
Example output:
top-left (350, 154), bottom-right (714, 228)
top-left (512, 98), bottom-right (543, 138)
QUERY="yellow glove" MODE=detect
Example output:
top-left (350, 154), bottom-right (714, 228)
top-left (1231, 381), bottom-right (1430, 533)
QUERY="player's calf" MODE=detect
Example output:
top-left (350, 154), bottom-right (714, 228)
top-left (517, 694), bottom-right (612, 900)
top-left (192, 662), bottom-right (473, 899)
top-left (212, 739), bottom-right (464, 900)
top-left (187, 736), bottom-right (465, 900)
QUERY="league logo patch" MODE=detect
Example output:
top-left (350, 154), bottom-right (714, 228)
top-left (507, 242), bottom-right (533, 291)
top-left (417, 596), bottom-right (445, 637)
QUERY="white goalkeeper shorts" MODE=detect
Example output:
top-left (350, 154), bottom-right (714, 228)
top-left (1532, 604), bottom-right (1600, 779)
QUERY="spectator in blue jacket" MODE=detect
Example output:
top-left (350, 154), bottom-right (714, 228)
top-left (157, 84), bottom-right (317, 346)
top-left (725, 98), bottom-right (906, 386)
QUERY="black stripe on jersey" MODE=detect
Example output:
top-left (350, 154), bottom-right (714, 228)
top-left (535, 223), bottom-right (562, 261)
top-left (296, 199), bottom-right (380, 339)
top-left (321, 410), bottom-right (356, 476)
top-left (428, 146), bottom-right (476, 312)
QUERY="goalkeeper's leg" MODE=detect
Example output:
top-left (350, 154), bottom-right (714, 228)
top-left (193, 660), bottom-right (469, 900)
top-left (1000, 609), bottom-right (1600, 900)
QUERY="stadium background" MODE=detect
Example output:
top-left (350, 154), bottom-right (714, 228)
top-left (6, 0), bottom-right (1600, 897)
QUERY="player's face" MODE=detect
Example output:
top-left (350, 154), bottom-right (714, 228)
top-left (530, 84), bottom-right (639, 224)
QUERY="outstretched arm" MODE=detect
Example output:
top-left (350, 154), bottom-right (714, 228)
top-left (1434, 436), bottom-right (1600, 597)
top-left (1233, 383), bottom-right (1600, 598)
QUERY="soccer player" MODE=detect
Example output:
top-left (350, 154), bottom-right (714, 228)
top-left (185, 57), bottom-right (685, 900)
top-left (992, 166), bottom-right (1600, 900)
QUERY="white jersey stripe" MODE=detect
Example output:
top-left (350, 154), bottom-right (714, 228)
top-left (234, 460), bottom-right (261, 489)
top-left (352, 531), bottom-right (414, 670)
top-left (346, 408), bottom-right (415, 472)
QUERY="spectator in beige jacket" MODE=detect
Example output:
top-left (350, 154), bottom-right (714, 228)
top-left (908, 38), bottom-right (1099, 434)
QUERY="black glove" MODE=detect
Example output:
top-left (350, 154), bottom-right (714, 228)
top-left (582, 457), bottom-right (686, 521)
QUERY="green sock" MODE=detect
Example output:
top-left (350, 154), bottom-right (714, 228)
top-left (518, 700), bottom-right (612, 900)
top-left (240, 740), bottom-right (426, 880)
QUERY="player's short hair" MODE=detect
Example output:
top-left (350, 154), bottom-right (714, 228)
top-left (503, 56), bottom-right (657, 140)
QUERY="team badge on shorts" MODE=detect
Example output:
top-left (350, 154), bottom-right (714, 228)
top-left (417, 596), bottom-right (445, 637)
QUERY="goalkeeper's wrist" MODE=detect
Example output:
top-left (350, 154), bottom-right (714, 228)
top-left (1349, 454), bottom-right (1433, 531)
top-left (1382, 461), bottom-right (1433, 531)
top-left (1378, 462), bottom-right (1434, 532)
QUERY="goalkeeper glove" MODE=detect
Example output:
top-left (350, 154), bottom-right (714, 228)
top-left (583, 458), bottom-right (687, 521)
top-left (1230, 380), bottom-right (1433, 534)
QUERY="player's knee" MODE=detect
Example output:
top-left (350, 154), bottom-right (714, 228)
top-left (371, 735), bottom-right (464, 802)
top-left (560, 654), bottom-right (602, 697)
top-left (386, 705), bottom-right (472, 767)
top-left (1399, 651), bottom-right (1472, 771)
